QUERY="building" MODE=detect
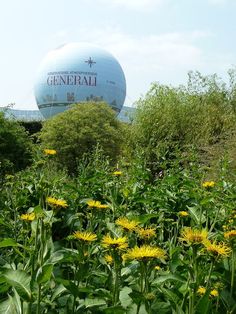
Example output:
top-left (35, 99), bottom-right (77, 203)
top-left (0, 106), bottom-right (135, 123)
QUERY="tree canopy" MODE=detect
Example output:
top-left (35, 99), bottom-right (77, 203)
top-left (40, 102), bottom-right (125, 174)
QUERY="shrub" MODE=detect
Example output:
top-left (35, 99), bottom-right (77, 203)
top-left (130, 70), bottom-right (236, 175)
top-left (19, 120), bottom-right (42, 135)
top-left (40, 102), bottom-right (124, 174)
top-left (0, 112), bottom-right (32, 176)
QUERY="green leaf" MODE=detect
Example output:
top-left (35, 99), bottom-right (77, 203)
top-left (94, 288), bottom-right (111, 299)
top-left (220, 289), bottom-right (236, 310)
top-left (83, 298), bottom-right (106, 308)
top-left (56, 278), bottom-right (79, 296)
top-left (0, 218), bottom-right (13, 229)
top-left (169, 247), bottom-right (182, 273)
top-left (0, 238), bottom-right (18, 248)
top-left (119, 287), bottom-right (132, 308)
top-left (3, 270), bottom-right (31, 302)
top-left (12, 288), bottom-right (23, 314)
top-left (47, 250), bottom-right (66, 264)
top-left (33, 205), bottom-right (44, 215)
top-left (51, 284), bottom-right (68, 301)
top-left (0, 296), bottom-right (18, 314)
top-left (158, 287), bottom-right (181, 305)
top-left (187, 206), bottom-right (206, 224)
top-left (128, 304), bottom-right (148, 314)
top-left (175, 304), bottom-right (186, 314)
top-left (36, 264), bottom-right (53, 284)
top-left (195, 291), bottom-right (211, 314)
top-left (152, 273), bottom-right (186, 285)
top-left (200, 197), bottom-right (214, 206)
top-left (103, 306), bottom-right (126, 314)
top-left (54, 248), bottom-right (79, 263)
top-left (121, 262), bottom-right (139, 277)
top-left (151, 300), bottom-right (172, 313)
top-left (166, 190), bottom-right (176, 199)
top-left (134, 214), bottom-right (159, 224)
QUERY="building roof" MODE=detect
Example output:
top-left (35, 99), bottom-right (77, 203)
top-left (0, 105), bottom-right (135, 123)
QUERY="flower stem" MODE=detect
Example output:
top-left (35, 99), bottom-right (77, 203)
top-left (209, 206), bottom-right (221, 233)
top-left (206, 259), bottom-right (214, 289)
top-left (36, 283), bottom-right (41, 314)
top-left (230, 249), bottom-right (235, 297)
top-left (113, 254), bottom-right (121, 305)
top-left (189, 246), bottom-right (198, 314)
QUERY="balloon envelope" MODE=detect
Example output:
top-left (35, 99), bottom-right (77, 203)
top-left (34, 43), bottom-right (126, 118)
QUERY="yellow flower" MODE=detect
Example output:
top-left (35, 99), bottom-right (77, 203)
top-left (73, 231), bottom-right (97, 242)
top-left (202, 181), bottom-right (215, 188)
top-left (154, 265), bottom-right (161, 270)
top-left (123, 245), bottom-right (166, 261)
top-left (104, 254), bottom-right (113, 264)
top-left (87, 200), bottom-right (101, 208)
top-left (101, 234), bottom-right (128, 250)
top-left (20, 212), bottom-right (36, 221)
top-left (210, 289), bottom-right (219, 297)
top-left (97, 204), bottom-right (109, 209)
top-left (224, 230), bottom-right (236, 239)
top-left (86, 200), bottom-right (109, 209)
top-left (113, 171), bottom-right (122, 176)
top-left (46, 197), bottom-right (68, 208)
top-left (44, 149), bottom-right (57, 155)
top-left (116, 217), bottom-right (139, 232)
top-left (55, 199), bottom-right (68, 207)
top-left (180, 227), bottom-right (208, 245)
top-left (178, 211), bottom-right (189, 217)
top-left (197, 286), bottom-right (206, 295)
top-left (136, 227), bottom-right (156, 239)
top-left (204, 241), bottom-right (231, 258)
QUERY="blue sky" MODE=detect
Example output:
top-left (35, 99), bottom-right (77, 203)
top-left (0, 0), bottom-right (235, 109)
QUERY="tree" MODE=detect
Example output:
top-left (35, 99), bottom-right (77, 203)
top-left (40, 102), bottom-right (124, 174)
top-left (0, 112), bottom-right (32, 176)
top-left (129, 71), bottom-right (236, 175)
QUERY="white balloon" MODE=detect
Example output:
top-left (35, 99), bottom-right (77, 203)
top-left (34, 43), bottom-right (126, 119)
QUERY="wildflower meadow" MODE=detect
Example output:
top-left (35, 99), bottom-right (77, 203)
top-left (0, 71), bottom-right (236, 313)
top-left (0, 148), bottom-right (235, 314)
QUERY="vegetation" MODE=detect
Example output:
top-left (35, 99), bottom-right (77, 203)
top-left (40, 102), bottom-right (125, 174)
top-left (130, 71), bottom-right (236, 176)
top-left (19, 121), bottom-right (43, 139)
top-left (0, 70), bottom-right (235, 313)
top-left (0, 151), bottom-right (235, 313)
top-left (0, 112), bottom-right (32, 176)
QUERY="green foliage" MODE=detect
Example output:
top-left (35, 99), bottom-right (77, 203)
top-left (130, 70), bottom-right (236, 176)
top-left (19, 120), bottom-right (42, 142)
top-left (0, 112), bottom-right (32, 176)
top-left (0, 149), bottom-right (235, 313)
top-left (0, 70), bottom-right (236, 313)
top-left (40, 102), bottom-right (124, 174)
